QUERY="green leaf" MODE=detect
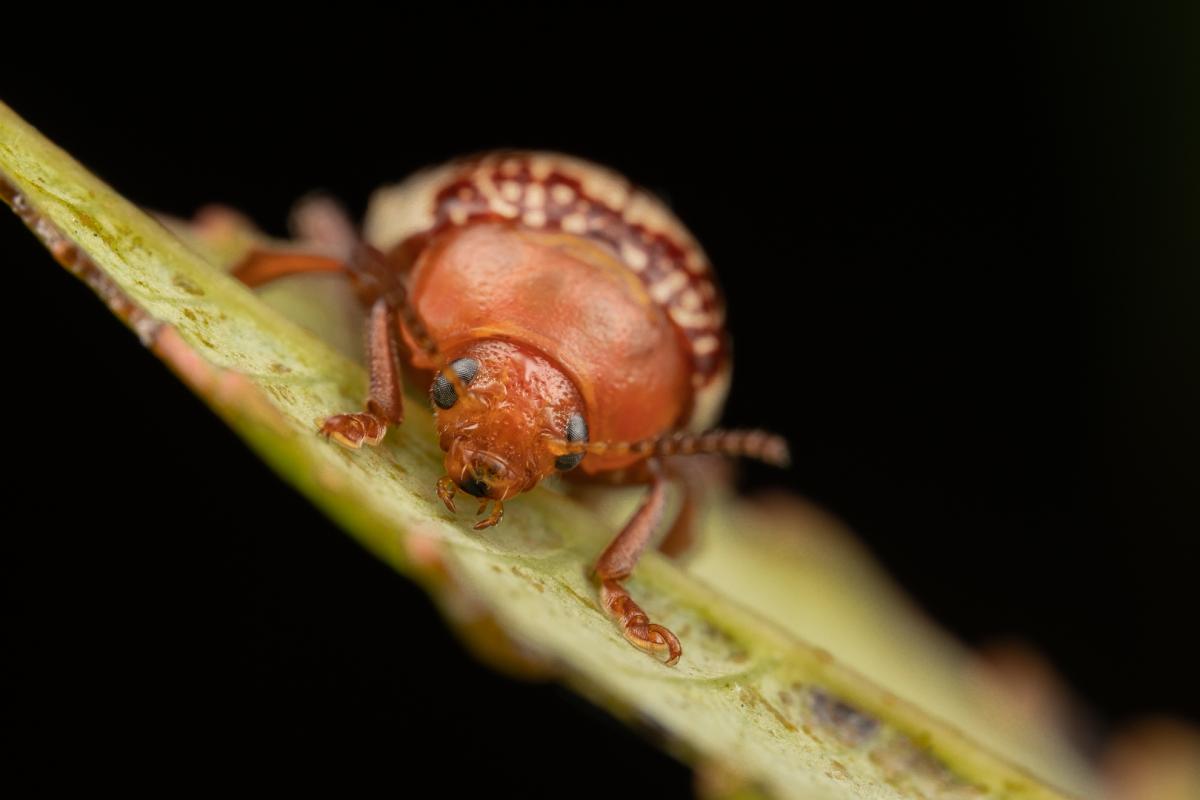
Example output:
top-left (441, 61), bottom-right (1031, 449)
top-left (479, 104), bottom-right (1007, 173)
top-left (1, 100), bottom-right (1095, 800)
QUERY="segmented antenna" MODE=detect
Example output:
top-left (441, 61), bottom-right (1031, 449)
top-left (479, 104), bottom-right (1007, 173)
top-left (552, 429), bottom-right (790, 468)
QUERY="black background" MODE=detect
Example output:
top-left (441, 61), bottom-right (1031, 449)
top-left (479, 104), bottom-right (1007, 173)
top-left (5, 6), bottom-right (1197, 794)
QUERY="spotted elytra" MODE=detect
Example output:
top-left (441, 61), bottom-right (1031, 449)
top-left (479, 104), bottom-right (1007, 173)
top-left (227, 151), bottom-right (789, 666)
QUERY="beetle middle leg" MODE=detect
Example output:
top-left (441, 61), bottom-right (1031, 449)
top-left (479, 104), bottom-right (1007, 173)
top-left (593, 459), bottom-right (682, 666)
top-left (656, 458), bottom-right (714, 559)
top-left (230, 250), bottom-right (350, 287)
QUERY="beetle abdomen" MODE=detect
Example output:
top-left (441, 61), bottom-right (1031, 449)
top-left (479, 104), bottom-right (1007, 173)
top-left (365, 152), bottom-right (730, 430)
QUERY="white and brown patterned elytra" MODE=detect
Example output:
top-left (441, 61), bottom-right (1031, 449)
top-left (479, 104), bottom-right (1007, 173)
top-left (364, 151), bottom-right (731, 431)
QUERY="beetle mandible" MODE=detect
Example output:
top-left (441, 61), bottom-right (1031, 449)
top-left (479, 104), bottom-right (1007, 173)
top-left (227, 151), bottom-right (788, 665)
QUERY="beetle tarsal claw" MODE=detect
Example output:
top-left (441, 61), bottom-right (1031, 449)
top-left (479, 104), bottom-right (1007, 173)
top-left (600, 578), bottom-right (682, 666)
top-left (436, 476), bottom-right (458, 513)
top-left (319, 411), bottom-right (387, 449)
top-left (473, 501), bottom-right (504, 530)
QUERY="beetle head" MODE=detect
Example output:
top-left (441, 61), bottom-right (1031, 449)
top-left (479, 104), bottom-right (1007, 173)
top-left (432, 340), bottom-right (586, 519)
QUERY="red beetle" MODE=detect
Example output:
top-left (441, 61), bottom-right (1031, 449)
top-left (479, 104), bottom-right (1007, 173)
top-left (229, 152), bottom-right (787, 665)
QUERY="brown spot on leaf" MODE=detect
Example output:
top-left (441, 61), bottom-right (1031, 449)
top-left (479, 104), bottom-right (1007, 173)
top-left (741, 685), bottom-right (797, 732)
top-left (172, 274), bottom-right (205, 296)
top-left (263, 384), bottom-right (296, 405)
top-left (509, 565), bottom-right (545, 593)
top-left (809, 689), bottom-right (880, 747)
top-left (74, 208), bottom-right (103, 238)
top-left (555, 579), bottom-right (600, 613)
top-left (870, 737), bottom-right (985, 798)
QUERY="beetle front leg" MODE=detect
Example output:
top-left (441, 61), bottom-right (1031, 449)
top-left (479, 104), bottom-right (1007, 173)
top-left (593, 459), bottom-right (682, 666)
top-left (319, 298), bottom-right (405, 448)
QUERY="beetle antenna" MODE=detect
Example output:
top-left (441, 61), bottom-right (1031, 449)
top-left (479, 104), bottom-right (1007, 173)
top-left (553, 429), bottom-right (790, 468)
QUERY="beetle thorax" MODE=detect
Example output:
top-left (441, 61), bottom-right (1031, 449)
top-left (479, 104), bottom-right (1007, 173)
top-left (434, 339), bottom-right (585, 501)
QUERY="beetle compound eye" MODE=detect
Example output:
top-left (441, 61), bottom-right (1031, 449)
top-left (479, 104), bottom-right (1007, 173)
top-left (555, 413), bottom-right (589, 471)
top-left (431, 357), bottom-right (481, 409)
top-left (555, 450), bottom-right (584, 471)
